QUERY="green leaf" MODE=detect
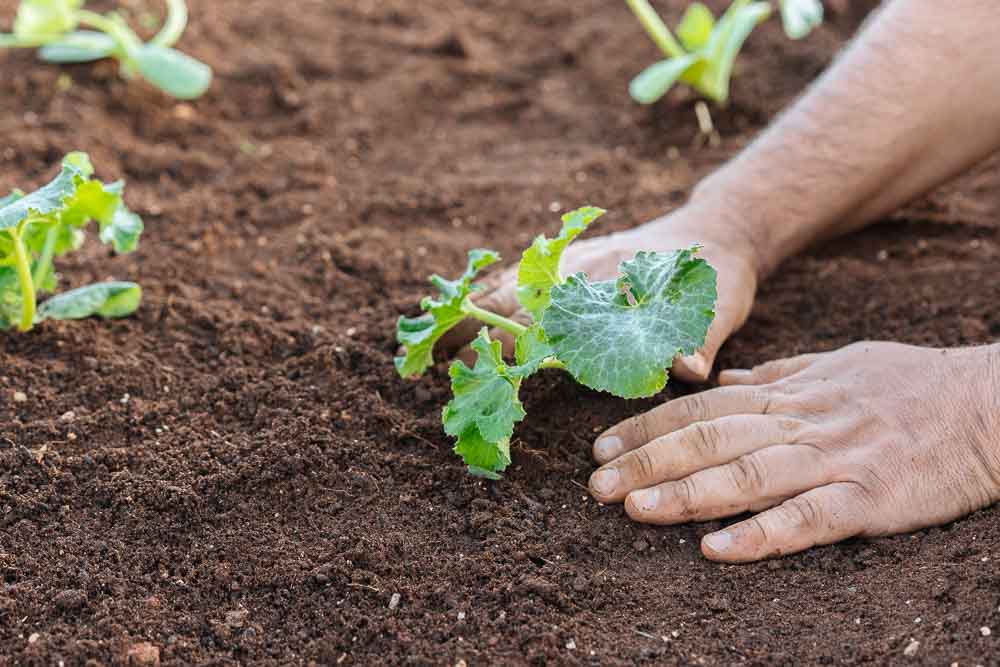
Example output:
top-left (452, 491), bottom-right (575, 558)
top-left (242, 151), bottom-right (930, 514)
top-left (100, 199), bottom-right (144, 254)
top-left (0, 161), bottom-right (81, 232)
top-left (516, 206), bottom-right (605, 318)
top-left (38, 30), bottom-right (116, 63)
top-left (542, 247), bottom-right (717, 399)
top-left (395, 248), bottom-right (500, 378)
top-left (688, 0), bottom-right (771, 103)
top-left (443, 329), bottom-right (526, 476)
top-left (13, 0), bottom-right (82, 39)
top-left (513, 323), bottom-right (555, 376)
top-left (677, 2), bottom-right (715, 51)
top-left (780, 0), bottom-right (823, 40)
top-left (36, 281), bottom-right (141, 322)
top-left (630, 54), bottom-right (701, 105)
top-left (133, 44), bottom-right (212, 99)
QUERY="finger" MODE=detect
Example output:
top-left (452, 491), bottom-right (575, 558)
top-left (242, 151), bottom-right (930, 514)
top-left (589, 413), bottom-right (807, 503)
top-left (593, 385), bottom-right (775, 464)
top-left (700, 482), bottom-right (869, 563)
top-left (719, 353), bottom-right (819, 386)
top-left (624, 444), bottom-right (826, 524)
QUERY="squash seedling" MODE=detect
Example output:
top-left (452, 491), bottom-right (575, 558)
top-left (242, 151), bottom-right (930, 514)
top-left (627, 0), bottom-right (822, 106)
top-left (0, 0), bottom-right (211, 99)
top-left (396, 207), bottom-right (718, 478)
top-left (0, 152), bottom-right (143, 332)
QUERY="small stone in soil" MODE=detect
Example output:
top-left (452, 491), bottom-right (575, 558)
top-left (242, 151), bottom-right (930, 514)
top-left (566, 639), bottom-right (576, 650)
top-left (981, 626), bottom-right (992, 636)
top-left (903, 639), bottom-right (919, 657)
top-left (12, 391), bottom-right (26, 403)
top-left (389, 593), bottom-right (401, 610)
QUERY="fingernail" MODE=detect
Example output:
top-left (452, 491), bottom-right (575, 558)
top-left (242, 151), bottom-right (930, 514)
top-left (703, 531), bottom-right (733, 554)
top-left (594, 435), bottom-right (622, 460)
top-left (590, 468), bottom-right (619, 496)
top-left (629, 488), bottom-right (660, 513)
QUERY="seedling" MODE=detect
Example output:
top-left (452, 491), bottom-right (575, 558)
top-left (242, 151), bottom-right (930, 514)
top-left (626, 0), bottom-right (822, 105)
top-left (396, 207), bottom-right (717, 478)
top-left (0, 0), bottom-right (211, 99)
top-left (0, 152), bottom-right (144, 332)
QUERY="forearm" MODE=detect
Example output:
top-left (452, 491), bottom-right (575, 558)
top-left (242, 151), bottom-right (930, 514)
top-left (687, 0), bottom-right (1000, 277)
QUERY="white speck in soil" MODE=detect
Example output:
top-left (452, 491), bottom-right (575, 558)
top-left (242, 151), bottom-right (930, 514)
top-left (388, 593), bottom-right (400, 610)
top-left (903, 639), bottom-right (919, 657)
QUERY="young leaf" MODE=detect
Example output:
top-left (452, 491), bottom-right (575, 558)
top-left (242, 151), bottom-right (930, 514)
top-left (443, 329), bottom-right (526, 477)
top-left (395, 249), bottom-right (499, 378)
top-left (688, 0), bottom-right (772, 103)
top-left (133, 44), bottom-right (212, 99)
top-left (516, 206), bottom-right (605, 318)
top-left (38, 29), bottom-right (115, 63)
top-left (36, 281), bottom-right (141, 322)
top-left (99, 199), bottom-right (143, 253)
top-left (630, 54), bottom-right (701, 105)
top-left (542, 248), bottom-right (717, 399)
top-left (0, 161), bottom-right (80, 232)
top-left (780, 0), bottom-right (823, 40)
top-left (513, 323), bottom-right (555, 376)
top-left (677, 2), bottom-right (715, 51)
top-left (13, 0), bottom-right (82, 39)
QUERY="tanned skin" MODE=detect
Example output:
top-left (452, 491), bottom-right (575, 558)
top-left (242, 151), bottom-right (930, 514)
top-left (469, 0), bottom-right (1000, 562)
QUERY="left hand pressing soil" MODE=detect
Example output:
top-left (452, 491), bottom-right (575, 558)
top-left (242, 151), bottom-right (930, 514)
top-left (588, 342), bottom-right (1000, 562)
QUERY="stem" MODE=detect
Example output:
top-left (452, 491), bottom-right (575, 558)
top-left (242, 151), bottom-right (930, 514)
top-left (9, 229), bottom-right (36, 332)
top-left (75, 10), bottom-right (142, 54)
top-left (462, 299), bottom-right (528, 337)
top-left (152, 0), bottom-right (188, 47)
top-left (539, 358), bottom-right (566, 371)
top-left (32, 226), bottom-right (58, 291)
top-left (624, 0), bottom-right (687, 59)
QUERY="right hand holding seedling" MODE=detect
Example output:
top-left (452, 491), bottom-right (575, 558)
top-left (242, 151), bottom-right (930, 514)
top-left (466, 206), bottom-right (760, 383)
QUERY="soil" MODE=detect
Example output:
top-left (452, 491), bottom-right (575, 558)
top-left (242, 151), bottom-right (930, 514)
top-left (1, 0), bottom-right (999, 665)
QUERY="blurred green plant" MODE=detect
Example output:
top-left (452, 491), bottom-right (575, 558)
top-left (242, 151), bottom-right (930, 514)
top-left (0, 0), bottom-right (211, 99)
top-left (627, 0), bottom-right (823, 105)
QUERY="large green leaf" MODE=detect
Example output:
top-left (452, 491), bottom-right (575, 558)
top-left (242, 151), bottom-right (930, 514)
top-left (395, 248), bottom-right (499, 378)
top-left (13, 0), bottom-right (81, 39)
top-left (516, 206), bottom-right (605, 318)
top-left (0, 161), bottom-right (81, 232)
top-left (443, 329), bottom-right (526, 477)
top-left (630, 54), bottom-right (701, 105)
top-left (780, 0), bottom-right (823, 40)
top-left (542, 248), bottom-right (717, 398)
top-left (36, 281), bottom-right (141, 322)
top-left (677, 2), bottom-right (715, 51)
top-left (38, 30), bottom-right (116, 63)
top-left (133, 44), bottom-right (212, 99)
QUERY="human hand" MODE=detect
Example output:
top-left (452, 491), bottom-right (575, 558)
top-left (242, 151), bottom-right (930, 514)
top-left (588, 342), bottom-right (1000, 562)
top-left (460, 206), bottom-right (760, 382)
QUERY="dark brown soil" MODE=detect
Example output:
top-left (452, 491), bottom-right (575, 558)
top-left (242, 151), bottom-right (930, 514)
top-left (2, 1), bottom-right (999, 665)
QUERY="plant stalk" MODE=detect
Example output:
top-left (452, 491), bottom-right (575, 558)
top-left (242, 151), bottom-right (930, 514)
top-left (462, 299), bottom-right (528, 337)
top-left (539, 358), bottom-right (565, 371)
top-left (9, 229), bottom-right (36, 332)
top-left (624, 0), bottom-right (687, 58)
top-left (153, 0), bottom-right (188, 47)
top-left (32, 226), bottom-right (59, 291)
top-left (76, 10), bottom-right (143, 54)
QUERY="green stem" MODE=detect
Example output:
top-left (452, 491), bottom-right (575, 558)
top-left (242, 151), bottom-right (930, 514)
top-left (32, 226), bottom-right (58, 291)
top-left (462, 299), bottom-right (528, 337)
top-left (9, 229), bottom-right (36, 332)
top-left (75, 9), bottom-right (142, 54)
top-left (153, 0), bottom-right (188, 47)
top-left (624, 0), bottom-right (687, 58)
top-left (539, 358), bottom-right (565, 371)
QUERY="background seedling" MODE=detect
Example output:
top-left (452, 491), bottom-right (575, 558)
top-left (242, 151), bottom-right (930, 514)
top-left (396, 207), bottom-right (718, 478)
top-left (0, 0), bottom-right (211, 99)
top-left (627, 0), bottom-right (822, 106)
top-left (0, 152), bottom-right (143, 332)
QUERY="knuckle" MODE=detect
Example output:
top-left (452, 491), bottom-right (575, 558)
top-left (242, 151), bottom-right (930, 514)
top-left (679, 393), bottom-right (711, 423)
top-left (782, 496), bottom-right (824, 531)
top-left (629, 447), bottom-right (657, 482)
top-left (729, 454), bottom-right (767, 494)
top-left (674, 478), bottom-right (699, 517)
top-left (630, 413), bottom-right (654, 447)
top-left (687, 421), bottom-right (721, 459)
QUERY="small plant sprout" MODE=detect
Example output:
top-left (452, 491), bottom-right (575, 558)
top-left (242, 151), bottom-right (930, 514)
top-left (0, 152), bottom-right (144, 333)
top-left (626, 0), bottom-right (822, 106)
top-left (396, 207), bottom-right (718, 478)
top-left (0, 0), bottom-right (211, 99)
